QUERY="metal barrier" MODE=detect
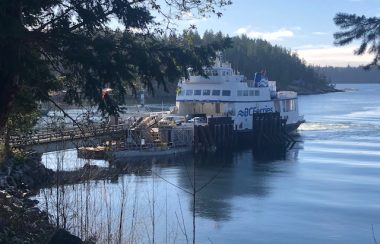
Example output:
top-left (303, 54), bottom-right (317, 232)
top-left (8, 123), bottom-right (131, 147)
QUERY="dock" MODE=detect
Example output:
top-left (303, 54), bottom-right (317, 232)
top-left (7, 112), bottom-right (295, 158)
top-left (7, 123), bottom-right (131, 153)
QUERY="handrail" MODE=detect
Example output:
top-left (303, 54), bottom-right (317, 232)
top-left (8, 123), bottom-right (131, 146)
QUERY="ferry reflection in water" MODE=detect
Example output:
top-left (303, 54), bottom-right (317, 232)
top-left (174, 146), bottom-right (300, 222)
top-left (36, 143), bottom-right (301, 244)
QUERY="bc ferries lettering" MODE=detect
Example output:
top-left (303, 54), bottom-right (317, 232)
top-left (237, 107), bottom-right (273, 117)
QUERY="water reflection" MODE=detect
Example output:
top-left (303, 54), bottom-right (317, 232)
top-left (34, 84), bottom-right (380, 243)
top-left (175, 145), bottom-right (301, 222)
top-left (36, 144), bottom-right (301, 243)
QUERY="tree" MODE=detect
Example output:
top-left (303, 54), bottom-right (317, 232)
top-left (3, 94), bottom-right (39, 158)
top-left (334, 13), bottom-right (380, 69)
top-left (0, 0), bottom-right (232, 130)
top-left (201, 33), bottom-right (328, 90)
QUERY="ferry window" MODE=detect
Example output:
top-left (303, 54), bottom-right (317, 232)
top-left (222, 71), bottom-right (226, 76)
top-left (180, 89), bottom-right (185, 96)
top-left (255, 90), bottom-right (260, 96)
top-left (212, 70), bottom-right (218, 76)
top-left (203, 89), bottom-right (211, 95)
top-left (222, 90), bottom-right (231, 96)
top-left (290, 99), bottom-right (296, 111)
top-left (237, 90), bottom-right (243, 96)
top-left (212, 90), bottom-right (220, 96)
top-left (186, 90), bottom-right (193, 96)
top-left (283, 99), bottom-right (296, 112)
top-left (215, 103), bottom-right (220, 113)
top-left (243, 90), bottom-right (249, 96)
top-left (249, 90), bottom-right (254, 96)
top-left (194, 90), bottom-right (201, 95)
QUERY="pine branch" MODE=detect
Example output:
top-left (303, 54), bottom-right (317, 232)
top-left (334, 13), bottom-right (380, 68)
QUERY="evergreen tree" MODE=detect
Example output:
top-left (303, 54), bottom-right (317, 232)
top-left (334, 13), bottom-right (380, 69)
top-left (147, 32), bottom-right (331, 98)
top-left (0, 0), bottom-right (232, 130)
top-left (212, 34), bottom-right (328, 90)
top-left (316, 66), bottom-right (380, 83)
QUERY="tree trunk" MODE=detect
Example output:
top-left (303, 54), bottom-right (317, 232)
top-left (0, 77), bottom-right (19, 131)
top-left (0, 1), bottom-right (22, 131)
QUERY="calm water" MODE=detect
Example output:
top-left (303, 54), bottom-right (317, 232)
top-left (36, 84), bottom-right (380, 243)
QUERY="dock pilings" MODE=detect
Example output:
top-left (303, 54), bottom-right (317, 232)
top-left (251, 112), bottom-right (295, 154)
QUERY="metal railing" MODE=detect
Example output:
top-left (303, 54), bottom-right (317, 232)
top-left (9, 123), bottom-right (131, 146)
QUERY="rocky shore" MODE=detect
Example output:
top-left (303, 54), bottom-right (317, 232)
top-left (286, 84), bottom-right (342, 95)
top-left (0, 152), bottom-right (91, 243)
top-left (0, 186), bottom-right (54, 243)
top-left (0, 151), bottom-right (154, 243)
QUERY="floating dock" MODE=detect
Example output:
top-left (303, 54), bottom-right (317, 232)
top-left (77, 112), bottom-right (293, 160)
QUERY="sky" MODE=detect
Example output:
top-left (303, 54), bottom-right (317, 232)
top-left (174, 0), bottom-right (380, 67)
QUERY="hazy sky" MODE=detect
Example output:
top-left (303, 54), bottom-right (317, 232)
top-left (175, 0), bottom-right (379, 67)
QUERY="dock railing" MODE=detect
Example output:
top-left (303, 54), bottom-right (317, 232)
top-left (8, 123), bottom-right (131, 147)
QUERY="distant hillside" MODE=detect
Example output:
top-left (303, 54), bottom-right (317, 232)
top-left (219, 34), bottom-right (336, 94)
top-left (143, 31), bottom-right (338, 102)
top-left (316, 66), bottom-right (380, 84)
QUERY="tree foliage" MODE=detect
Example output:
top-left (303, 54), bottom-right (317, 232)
top-left (200, 31), bottom-right (328, 90)
top-left (316, 65), bottom-right (380, 84)
top-left (149, 31), bottom-right (330, 98)
top-left (0, 0), bottom-right (232, 130)
top-left (3, 87), bottom-right (40, 158)
top-left (334, 13), bottom-right (380, 69)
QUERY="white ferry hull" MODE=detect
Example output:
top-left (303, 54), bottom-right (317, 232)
top-left (176, 99), bottom-right (303, 132)
top-left (175, 54), bottom-right (304, 133)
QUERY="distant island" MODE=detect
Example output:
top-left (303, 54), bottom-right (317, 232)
top-left (316, 66), bottom-right (380, 84)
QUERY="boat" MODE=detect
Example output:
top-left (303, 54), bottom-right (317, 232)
top-left (175, 53), bottom-right (305, 134)
top-left (105, 54), bottom-right (304, 159)
top-left (78, 146), bottom-right (107, 159)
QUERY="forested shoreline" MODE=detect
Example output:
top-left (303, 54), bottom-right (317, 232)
top-left (316, 66), bottom-right (380, 84)
top-left (145, 31), bottom-right (337, 102)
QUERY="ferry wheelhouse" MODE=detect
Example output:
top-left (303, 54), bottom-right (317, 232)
top-left (175, 56), bottom-right (304, 132)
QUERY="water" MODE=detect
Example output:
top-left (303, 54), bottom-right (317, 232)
top-left (36, 84), bottom-right (380, 243)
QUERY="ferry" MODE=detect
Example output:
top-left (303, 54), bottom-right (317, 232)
top-left (175, 54), bottom-right (305, 133)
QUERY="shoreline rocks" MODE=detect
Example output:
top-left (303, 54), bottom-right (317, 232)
top-left (0, 151), bottom-right (151, 243)
top-left (286, 84), bottom-right (343, 95)
top-left (0, 152), bottom-right (90, 243)
top-left (0, 186), bottom-right (55, 243)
